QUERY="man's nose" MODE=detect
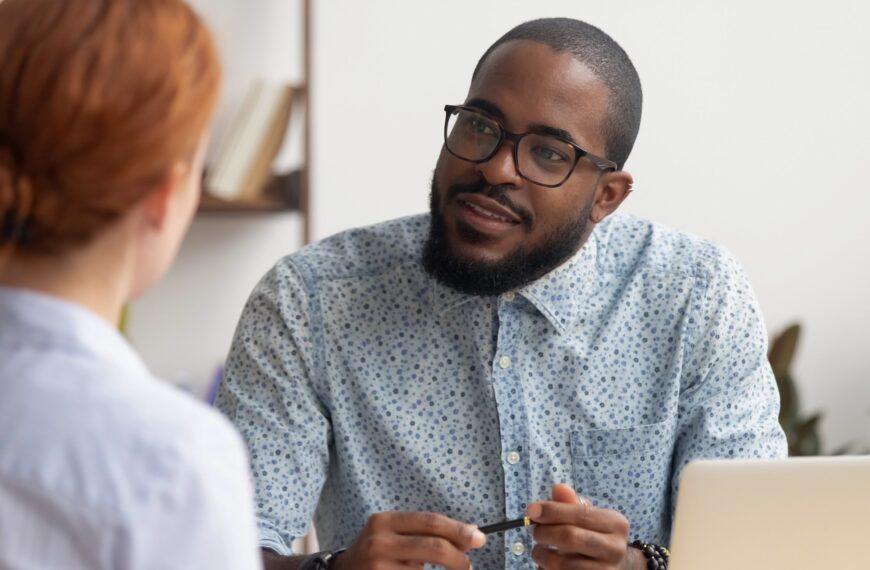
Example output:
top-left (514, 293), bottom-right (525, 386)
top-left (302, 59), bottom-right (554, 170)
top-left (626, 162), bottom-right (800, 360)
top-left (476, 141), bottom-right (522, 188)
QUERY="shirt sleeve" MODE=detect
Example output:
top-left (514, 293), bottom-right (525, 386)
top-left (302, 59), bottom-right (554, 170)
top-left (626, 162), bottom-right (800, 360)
top-left (215, 258), bottom-right (331, 555)
top-left (671, 247), bottom-right (788, 515)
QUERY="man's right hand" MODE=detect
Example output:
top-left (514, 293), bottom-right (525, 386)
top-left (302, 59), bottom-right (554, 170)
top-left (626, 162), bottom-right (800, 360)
top-left (333, 511), bottom-right (487, 570)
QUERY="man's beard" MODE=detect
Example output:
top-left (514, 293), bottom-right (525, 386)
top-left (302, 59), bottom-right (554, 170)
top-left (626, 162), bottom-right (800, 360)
top-left (422, 171), bottom-right (593, 296)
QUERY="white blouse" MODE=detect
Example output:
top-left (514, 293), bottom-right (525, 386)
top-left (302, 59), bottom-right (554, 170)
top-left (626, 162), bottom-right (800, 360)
top-left (0, 287), bottom-right (262, 569)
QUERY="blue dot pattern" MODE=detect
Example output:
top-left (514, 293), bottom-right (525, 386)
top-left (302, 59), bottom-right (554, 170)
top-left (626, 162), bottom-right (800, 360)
top-left (216, 212), bottom-right (787, 569)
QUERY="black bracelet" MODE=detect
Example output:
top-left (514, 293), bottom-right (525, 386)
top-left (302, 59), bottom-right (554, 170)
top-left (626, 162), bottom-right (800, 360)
top-left (326, 548), bottom-right (346, 570)
top-left (630, 540), bottom-right (670, 570)
top-left (299, 548), bottom-right (346, 570)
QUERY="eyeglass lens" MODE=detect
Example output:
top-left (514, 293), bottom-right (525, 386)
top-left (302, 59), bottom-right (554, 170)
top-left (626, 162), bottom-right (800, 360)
top-left (445, 108), bottom-right (577, 186)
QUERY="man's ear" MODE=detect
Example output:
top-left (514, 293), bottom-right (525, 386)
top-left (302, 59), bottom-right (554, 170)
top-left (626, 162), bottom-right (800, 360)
top-left (590, 170), bottom-right (633, 224)
top-left (138, 162), bottom-right (189, 231)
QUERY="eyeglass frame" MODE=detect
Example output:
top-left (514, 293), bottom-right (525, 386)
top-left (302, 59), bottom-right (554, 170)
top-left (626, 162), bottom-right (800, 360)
top-left (442, 104), bottom-right (618, 188)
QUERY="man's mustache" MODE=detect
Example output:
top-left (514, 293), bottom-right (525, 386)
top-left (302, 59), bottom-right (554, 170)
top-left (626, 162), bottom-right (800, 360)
top-left (446, 178), bottom-right (533, 227)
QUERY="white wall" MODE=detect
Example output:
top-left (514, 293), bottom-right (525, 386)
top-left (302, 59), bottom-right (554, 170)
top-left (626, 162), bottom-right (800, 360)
top-left (133, 0), bottom-right (870, 452)
top-left (311, 0), bottom-right (870, 451)
top-left (130, 214), bottom-right (301, 390)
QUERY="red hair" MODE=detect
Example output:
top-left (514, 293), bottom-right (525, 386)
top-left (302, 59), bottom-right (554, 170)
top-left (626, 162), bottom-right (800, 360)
top-left (0, 0), bottom-right (220, 254)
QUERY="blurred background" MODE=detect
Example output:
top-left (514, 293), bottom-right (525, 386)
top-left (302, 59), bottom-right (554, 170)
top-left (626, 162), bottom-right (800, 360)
top-left (129, 0), bottom-right (870, 454)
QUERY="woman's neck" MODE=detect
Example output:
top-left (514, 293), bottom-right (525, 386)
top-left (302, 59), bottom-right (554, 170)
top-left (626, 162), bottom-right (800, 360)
top-left (0, 228), bottom-right (134, 326)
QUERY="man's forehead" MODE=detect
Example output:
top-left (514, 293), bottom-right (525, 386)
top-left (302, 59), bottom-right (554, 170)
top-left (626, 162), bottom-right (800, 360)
top-left (467, 39), bottom-right (609, 151)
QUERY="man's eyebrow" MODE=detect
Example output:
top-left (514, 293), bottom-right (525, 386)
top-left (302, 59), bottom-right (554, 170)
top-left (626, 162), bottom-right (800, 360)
top-left (464, 98), bottom-right (505, 120)
top-left (465, 98), bottom-right (580, 145)
top-left (528, 124), bottom-right (578, 145)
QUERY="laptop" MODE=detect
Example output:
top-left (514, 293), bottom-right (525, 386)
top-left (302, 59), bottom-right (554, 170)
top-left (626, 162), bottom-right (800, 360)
top-left (668, 456), bottom-right (870, 570)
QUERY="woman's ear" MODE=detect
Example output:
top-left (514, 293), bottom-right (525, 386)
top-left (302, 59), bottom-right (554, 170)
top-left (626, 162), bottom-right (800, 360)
top-left (138, 162), bottom-right (189, 231)
top-left (590, 170), bottom-right (633, 224)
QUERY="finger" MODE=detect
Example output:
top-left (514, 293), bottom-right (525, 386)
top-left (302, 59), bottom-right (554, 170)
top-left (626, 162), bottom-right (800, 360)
top-left (551, 483), bottom-right (581, 504)
top-left (526, 483), bottom-right (587, 522)
top-left (355, 531), bottom-right (469, 569)
top-left (372, 511), bottom-right (485, 550)
top-left (533, 524), bottom-right (624, 561)
top-left (527, 499), bottom-right (627, 535)
top-left (393, 535), bottom-right (474, 570)
top-left (531, 543), bottom-right (604, 570)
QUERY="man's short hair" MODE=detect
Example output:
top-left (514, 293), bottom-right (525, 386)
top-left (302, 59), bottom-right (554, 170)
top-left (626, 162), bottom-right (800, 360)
top-left (473, 18), bottom-right (642, 171)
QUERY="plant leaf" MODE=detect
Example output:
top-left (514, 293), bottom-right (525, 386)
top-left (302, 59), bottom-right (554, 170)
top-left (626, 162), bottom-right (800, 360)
top-left (792, 413), bottom-right (822, 456)
top-left (776, 372), bottom-right (799, 425)
top-left (831, 442), bottom-right (857, 456)
top-left (768, 324), bottom-right (800, 377)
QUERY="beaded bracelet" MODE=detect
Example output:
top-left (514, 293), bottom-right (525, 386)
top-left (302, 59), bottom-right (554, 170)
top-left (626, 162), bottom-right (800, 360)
top-left (629, 539), bottom-right (670, 570)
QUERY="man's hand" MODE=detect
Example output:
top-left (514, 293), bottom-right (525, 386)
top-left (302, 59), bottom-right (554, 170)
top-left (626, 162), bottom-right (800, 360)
top-left (333, 511), bottom-right (486, 570)
top-left (527, 484), bottom-right (644, 570)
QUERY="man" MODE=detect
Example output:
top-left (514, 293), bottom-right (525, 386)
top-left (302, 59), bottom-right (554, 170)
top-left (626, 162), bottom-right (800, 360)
top-left (217, 18), bottom-right (787, 570)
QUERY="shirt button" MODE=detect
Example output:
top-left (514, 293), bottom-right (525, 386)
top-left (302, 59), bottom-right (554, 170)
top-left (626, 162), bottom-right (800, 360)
top-left (511, 541), bottom-right (525, 556)
top-left (506, 451), bottom-right (521, 465)
top-left (498, 355), bottom-right (512, 369)
top-left (503, 291), bottom-right (516, 302)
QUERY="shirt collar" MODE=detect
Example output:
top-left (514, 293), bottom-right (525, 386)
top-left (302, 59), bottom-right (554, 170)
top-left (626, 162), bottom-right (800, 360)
top-left (517, 231), bottom-right (601, 335)
top-left (0, 286), bottom-right (151, 378)
top-left (426, 229), bottom-right (602, 332)
top-left (428, 274), bottom-right (477, 316)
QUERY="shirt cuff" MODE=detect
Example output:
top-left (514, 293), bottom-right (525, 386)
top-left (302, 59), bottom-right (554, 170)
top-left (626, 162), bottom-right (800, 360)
top-left (258, 525), bottom-right (294, 556)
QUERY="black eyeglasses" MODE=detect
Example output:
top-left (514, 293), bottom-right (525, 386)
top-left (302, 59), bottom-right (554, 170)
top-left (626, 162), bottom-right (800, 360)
top-left (443, 104), bottom-right (617, 188)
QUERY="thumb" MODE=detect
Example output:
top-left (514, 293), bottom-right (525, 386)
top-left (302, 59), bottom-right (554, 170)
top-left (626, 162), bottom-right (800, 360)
top-left (551, 483), bottom-right (581, 504)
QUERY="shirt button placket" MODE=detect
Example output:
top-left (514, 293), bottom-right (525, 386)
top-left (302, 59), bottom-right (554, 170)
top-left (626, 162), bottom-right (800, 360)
top-left (493, 310), bottom-right (529, 569)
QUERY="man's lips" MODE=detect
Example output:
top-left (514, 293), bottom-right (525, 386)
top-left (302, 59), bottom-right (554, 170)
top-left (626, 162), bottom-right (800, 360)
top-left (455, 193), bottom-right (522, 225)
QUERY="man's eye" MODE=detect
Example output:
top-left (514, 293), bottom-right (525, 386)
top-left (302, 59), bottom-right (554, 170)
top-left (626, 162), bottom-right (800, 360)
top-left (465, 117), bottom-right (497, 136)
top-left (533, 146), bottom-right (568, 162)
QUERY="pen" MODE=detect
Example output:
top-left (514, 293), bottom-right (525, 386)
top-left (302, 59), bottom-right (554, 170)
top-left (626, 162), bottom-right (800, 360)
top-left (477, 516), bottom-right (533, 535)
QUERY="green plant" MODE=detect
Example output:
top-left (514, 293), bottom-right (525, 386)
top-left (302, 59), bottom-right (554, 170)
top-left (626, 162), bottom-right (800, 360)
top-left (118, 304), bottom-right (130, 338)
top-left (768, 323), bottom-right (822, 456)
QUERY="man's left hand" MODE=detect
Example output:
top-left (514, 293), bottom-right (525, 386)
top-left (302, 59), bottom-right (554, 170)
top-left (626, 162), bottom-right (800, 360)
top-left (527, 484), bottom-right (644, 569)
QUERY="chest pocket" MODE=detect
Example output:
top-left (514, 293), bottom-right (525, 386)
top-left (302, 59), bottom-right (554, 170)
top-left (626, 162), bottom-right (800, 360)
top-left (570, 420), bottom-right (675, 541)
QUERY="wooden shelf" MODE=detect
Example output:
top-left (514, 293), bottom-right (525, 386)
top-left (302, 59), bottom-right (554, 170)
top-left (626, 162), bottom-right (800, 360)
top-left (198, 194), bottom-right (294, 213)
top-left (196, 0), bottom-right (311, 242)
top-left (198, 170), bottom-right (301, 214)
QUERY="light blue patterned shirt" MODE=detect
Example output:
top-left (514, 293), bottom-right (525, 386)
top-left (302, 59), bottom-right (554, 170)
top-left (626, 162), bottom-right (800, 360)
top-left (217, 212), bottom-right (787, 568)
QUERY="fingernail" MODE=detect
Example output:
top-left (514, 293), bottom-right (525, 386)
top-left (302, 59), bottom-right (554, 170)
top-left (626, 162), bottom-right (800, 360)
top-left (527, 504), bottom-right (542, 519)
top-left (464, 524), bottom-right (485, 544)
top-left (472, 528), bottom-right (486, 546)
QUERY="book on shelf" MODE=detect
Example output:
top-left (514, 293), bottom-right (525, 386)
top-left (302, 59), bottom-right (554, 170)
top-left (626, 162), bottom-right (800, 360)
top-left (205, 79), bottom-right (296, 202)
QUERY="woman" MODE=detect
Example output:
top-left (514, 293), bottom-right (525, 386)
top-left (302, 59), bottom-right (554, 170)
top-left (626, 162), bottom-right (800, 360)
top-left (0, 1), bottom-right (261, 568)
